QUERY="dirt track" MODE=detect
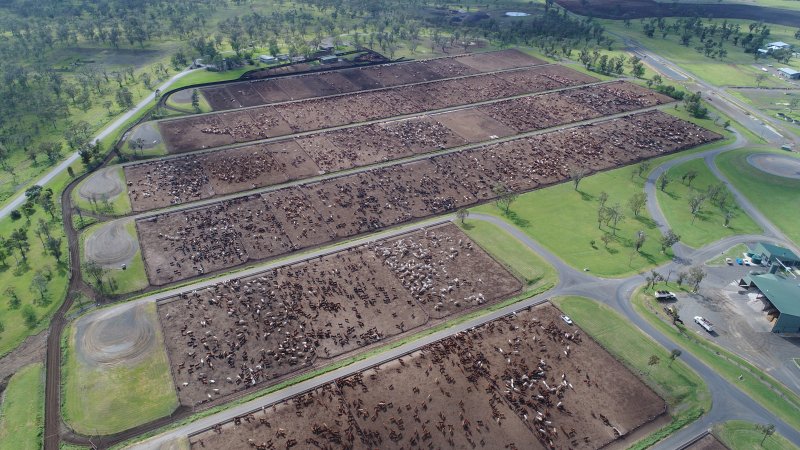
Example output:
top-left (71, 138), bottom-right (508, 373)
top-left (78, 167), bottom-right (124, 202)
top-left (84, 219), bottom-right (139, 268)
top-left (747, 153), bottom-right (800, 179)
top-left (73, 302), bottom-right (157, 368)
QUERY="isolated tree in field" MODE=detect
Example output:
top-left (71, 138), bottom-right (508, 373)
top-left (9, 210), bottom-right (21, 221)
top-left (43, 142), bottom-right (63, 165)
top-left (34, 219), bottom-right (50, 245)
top-left (22, 305), bottom-right (37, 329)
top-left (455, 208), bottom-right (469, 224)
top-left (723, 209), bottom-right (734, 227)
top-left (0, 245), bottom-right (7, 267)
top-left (597, 206), bottom-right (608, 229)
top-left (689, 195), bottom-right (705, 223)
top-left (84, 260), bottom-right (108, 291)
top-left (688, 266), bottom-right (706, 292)
top-left (647, 354), bottom-right (660, 374)
top-left (38, 189), bottom-right (56, 220)
top-left (21, 201), bottom-right (35, 224)
top-left (46, 237), bottom-right (62, 263)
top-left (676, 271), bottom-right (687, 287)
top-left (600, 233), bottom-right (612, 249)
top-left (10, 228), bottom-right (29, 261)
top-left (660, 229), bottom-right (681, 253)
top-left (191, 89), bottom-right (201, 113)
top-left (634, 230), bottom-right (647, 253)
top-left (669, 349), bottom-right (682, 366)
top-left (607, 203), bottom-right (625, 235)
top-left (756, 423), bottom-right (775, 445)
top-left (598, 191), bottom-right (609, 208)
top-left (637, 161), bottom-right (651, 178)
top-left (570, 166), bottom-right (587, 191)
top-left (628, 192), bottom-right (647, 217)
top-left (29, 271), bottom-right (49, 305)
top-left (755, 72), bottom-right (768, 88)
top-left (681, 170), bottom-right (698, 186)
top-left (493, 183), bottom-right (518, 214)
top-left (659, 173), bottom-right (671, 191)
top-left (116, 87), bottom-right (134, 109)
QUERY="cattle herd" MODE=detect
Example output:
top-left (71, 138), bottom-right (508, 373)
top-left (157, 224), bottom-right (522, 406)
top-left (188, 303), bottom-right (666, 449)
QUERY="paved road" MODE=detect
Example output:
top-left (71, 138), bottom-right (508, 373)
top-left (0, 67), bottom-right (198, 221)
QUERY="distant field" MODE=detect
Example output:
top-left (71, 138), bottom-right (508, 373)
top-left (0, 363), bottom-right (43, 450)
top-left (714, 420), bottom-right (800, 450)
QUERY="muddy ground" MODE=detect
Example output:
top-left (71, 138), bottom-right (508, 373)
top-left (189, 303), bottom-right (666, 450)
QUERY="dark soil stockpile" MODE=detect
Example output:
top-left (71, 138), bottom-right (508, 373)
top-left (555, 0), bottom-right (800, 26)
top-left (136, 110), bottom-right (721, 285)
top-left (157, 224), bottom-right (522, 406)
top-left (189, 303), bottom-right (666, 450)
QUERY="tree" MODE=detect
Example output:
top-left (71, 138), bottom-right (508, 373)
top-left (634, 230), bottom-right (647, 253)
top-left (29, 270), bottom-right (49, 305)
top-left (46, 237), bottom-right (62, 263)
top-left (84, 260), bottom-right (107, 291)
top-left (597, 206), bottom-right (608, 229)
top-left (600, 233), bottom-right (612, 248)
top-left (607, 203), bottom-right (625, 236)
top-left (570, 167), bottom-right (587, 191)
top-left (493, 184), bottom-right (518, 214)
top-left (10, 210), bottom-right (21, 221)
top-left (660, 229), bottom-right (681, 253)
top-left (688, 266), bottom-right (706, 292)
top-left (116, 87), bottom-right (134, 109)
top-left (22, 305), bottom-right (37, 329)
top-left (37, 188), bottom-right (56, 220)
top-left (628, 192), bottom-right (647, 217)
top-left (647, 354), bottom-right (660, 374)
top-left (668, 349), bottom-right (682, 366)
top-left (455, 208), bottom-right (469, 224)
top-left (689, 195), bottom-right (706, 223)
top-left (682, 170), bottom-right (698, 186)
top-left (6, 287), bottom-right (20, 309)
top-left (598, 191), bottom-right (609, 208)
top-left (659, 173), bottom-right (671, 192)
top-left (191, 89), bottom-right (201, 113)
top-left (756, 423), bottom-right (775, 445)
top-left (9, 228), bottom-right (29, 261)
top-left (755, 72), bottom-right (768, 88)
top-left (723, 209), bottom-right (734, 227)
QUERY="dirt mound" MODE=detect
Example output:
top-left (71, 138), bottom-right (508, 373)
top-left (128, 122), bottom-right (163, 150)
top-left (78, 167), bottom-right (124, 202)
top-left (555, 0), bottom-right (800, 26)
top-left (747, 153), bottom-right (800, 179)
top-left (84, 219), bottom-right (139, 268)
top-left (74, 303), bottom-right (156, 368)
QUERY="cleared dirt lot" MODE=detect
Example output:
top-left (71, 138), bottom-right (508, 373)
top-left (189, 303), bottom-right (666, 449)
top-left (157, 224), bottom-right (521, 406)
top-left (136, 110), bottom-right (722, 285)
top-left (157, 63), bottom-right (598, 154)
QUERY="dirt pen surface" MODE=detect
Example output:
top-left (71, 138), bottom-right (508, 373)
top-left (157, 224), bottom-right (522, 406)
top-left (746, 153), bottom-right (800, 179)
top-left (136, 110), bottom-right (721, 285)
top-left (189, 303), bottom-right (666, 450)
top-left (126, 80), bottom-right (667, 212)
top-left (188, 49), bottom-right (545, 112)
top-left (156, 63), bottom-right (599, 154)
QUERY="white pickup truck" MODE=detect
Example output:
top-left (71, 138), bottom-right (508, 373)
top-left (655, 290), bottom-right (677, 301)
top-left (694, 316), bottom-right (714, 333)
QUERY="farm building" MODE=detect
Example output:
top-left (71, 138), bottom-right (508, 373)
top-left (778, 68), bottom-right (800, 80)
top-left (749, 242), bottom-right (800, 268)
top-left (740, 273), bottom-right (800, 333)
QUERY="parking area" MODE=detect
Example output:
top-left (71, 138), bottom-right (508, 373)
top-left (665, 259), bottom-right (800, 394)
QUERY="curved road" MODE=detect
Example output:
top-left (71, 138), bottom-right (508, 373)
top-left (0, 67), bottom-right (198, 221)
top-left (127, 138), bottom-right (800, 448)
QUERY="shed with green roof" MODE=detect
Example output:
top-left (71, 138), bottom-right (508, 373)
top-left (749, 243), bottom-right (800, 268)
top-left (741, 273), bottom-right (800, 333)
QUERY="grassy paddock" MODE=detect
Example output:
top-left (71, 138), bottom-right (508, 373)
top-left (706, 243), bottom-right (749, 266)
top-left (656, 158), bottom-right (761, 247)
top-left (632, 285), bottom-right (800, 430)
top-left (714, 420), bottom-right (799, 450)
top-left (0, 363), bottom-right (44, 450)
top-left (551, 296), bottom-right (709, 449)
top-left (79, 220), bottom-right (149, 295)
top-left (62, 302), bottom-right (178, 435)
top-left (71, 166), bottom-right (132, 216)
top-left (716, 148), bottom-right (800, 246)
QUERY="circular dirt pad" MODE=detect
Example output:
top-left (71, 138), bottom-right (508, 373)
top-left (168, 88), bottom-right (194, 105)
top-left (84, 219), bottom-right (139, 268)
top-left (127, 122), bottom-right (163, 150)
top-left (78, 166), bottom-right (123, 202)
top-left (747, 153), bottom-right (800, 180)
top-left (74, 303), bottom-right (156, 367)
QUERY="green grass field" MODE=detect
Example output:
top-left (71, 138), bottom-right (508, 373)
top-left (71, 167), bottom-right (132, 216)
top-left (715, 420), bottom-right (800, 450)
top-left (729, 89), bottom-right (800, 135)
top-left (79, 220), bottom-right (148, 295)
top-left (632, 285), bottom-right (800, 430)
top-left (716, 148), bottom-right (800, 246)
top-left (62, 302), bottom-right (178, 435)
top-left (458, 219), bottom-right (558, 289)
top-left (706, 243), bottom-right (749, 266)
top-left (0, 363), bottom-right (43, 450)
top-left (656, 158), bottom-right (761, 247)
top-left (551, 296), bottom-right (709, 448)
top-left (603, 19), bottom-right (800, 88)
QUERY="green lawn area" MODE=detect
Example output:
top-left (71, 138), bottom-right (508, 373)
top-left (706, 243), bottom-right (749, 266)
top-left (0, 363), bottom-right (43, 450)
top-left (728, 89), bottom-right (800, 135)
top-left (656, 158), bottom-right (761, 247)
top-left (165, 88), bottom-right (213, 113)
top-left (79, 220), bottom-right (149, 295)
top-left (715, 421), bottom-right (799, 450)
top-left (62, 302), bottom-right (178, 435)
top-left (458, 219), bottom-right (558, 290)
top-left (632, 285), bottom-right (800, 431)
top-left (551, 296), bottom-right (709, 448)
top-left (470, 149), bottom-right (699, 277)
top-left (71, 166), bottom-right (132, 216)
top-left (603, 19), bottom-right (800, 88)
top-left (716, 148), bottom-right (800, 246)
